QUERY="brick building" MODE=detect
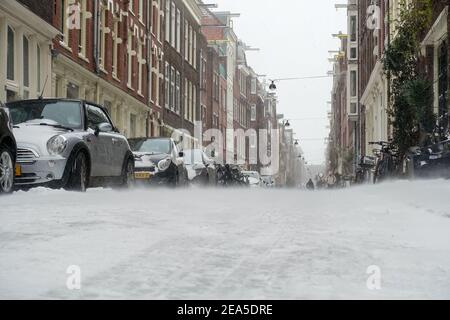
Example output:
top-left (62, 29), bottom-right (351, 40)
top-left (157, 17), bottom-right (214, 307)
top-left (358, 0), bottom-right (388, 158)
top-left (162, 0), bottom-right (202, 148)
top-left (51, 0), bottom-right (151, 138)
top-left (201, 10), bottom-right (239, 161)
top-left (148, 0), bottom-right (165, 137)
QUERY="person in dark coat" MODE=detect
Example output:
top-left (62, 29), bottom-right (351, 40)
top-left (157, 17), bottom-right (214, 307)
top-left (306, 179), bottom-right (315, 190)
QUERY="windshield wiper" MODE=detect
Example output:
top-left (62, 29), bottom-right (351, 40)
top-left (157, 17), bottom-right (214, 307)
top-left (38, 123), bottom-right (74, 131)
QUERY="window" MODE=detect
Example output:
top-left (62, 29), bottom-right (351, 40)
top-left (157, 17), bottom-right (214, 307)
top-left (129, 0), bottom-right (134, 13)
top-left (127, 31), bottom-right (133, 87)
top-left (350, 47), bottom-right (357, 59)
top-left (61, 0), bottom-right (70, 45)
top-left (138, 0), bottom-right (144, 20)
top-left (138, 42), bottom-right (143, 94)
top-left (251, 78), bottom-right (257, 94)
top-left (176, 9), bottom-right (181, 52)
top-left (350, 103), bottom-right (357, 114)
top-left (86, 104), bottom-right (111, 129)
top-left (188, 81), bottom-right (192, 120)
top-left (170, 66), bottom-right (176, 110)
top-left (350, 70), bottom-right (357, 97)
top-left (165, 0), bottom-right (170, 42)
top-left (165, 62), bottom-right (170, 108)
top-left (99, 7), bottom-right (106, 68)
top-left (349, 15), bottom-right (357, 42)
top-left (251, 105), bottom-right (256, 121)
top-left (192, 85), bottom-right (196, 121)
top-left (78, 0), bottom-right (87, 56)
top-left (184, 21), bottom-right (189, 61)
top-left (200, 52), bottom-right (207, 89)
top-left (171, 2), bottom-right (176, 47)
top-left (193, 31), bottom-right (197, 69)
top-left (175, 71), bottom-right (181, 114)
top-left (112, 19), bottom-right (120, 77)
top-left (151, 52), bottom-right (159, 103)
top-left (189, 26), bottom-right (193, 65)
top-left (23, 36), bottom-right (30, 98)
top-left (184, 78), bottom-right (188, 119)
top-left (7, 26), bottom-right (15, 81)
top-left (152, 1), bottom-right (159, 37)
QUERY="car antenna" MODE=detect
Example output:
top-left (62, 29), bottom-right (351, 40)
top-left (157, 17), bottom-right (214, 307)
top-left (38, 75), bottom-right (49, 100)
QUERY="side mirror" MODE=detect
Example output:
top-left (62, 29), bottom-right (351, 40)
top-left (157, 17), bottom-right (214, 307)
top-left (178, 151), bottom-right (184, 157)
top-left (95, 122), bottom-right (113, 135)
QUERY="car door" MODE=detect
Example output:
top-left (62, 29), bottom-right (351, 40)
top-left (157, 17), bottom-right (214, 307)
top-left (104, 111), bottom-right (128, 177)
top-left (85, 103), bottom-right (114, 177)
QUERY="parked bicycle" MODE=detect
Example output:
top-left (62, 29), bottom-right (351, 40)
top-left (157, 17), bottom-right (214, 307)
top-left (216, 164), bottom-right (249, 186)
top-left (369, 141), bottom-right (401, 184)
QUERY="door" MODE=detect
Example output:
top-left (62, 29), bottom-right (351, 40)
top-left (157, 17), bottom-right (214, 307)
top-left (85, 104), bottom-right (114, 177)
top-left (110, 131), bottom-right (129, 176)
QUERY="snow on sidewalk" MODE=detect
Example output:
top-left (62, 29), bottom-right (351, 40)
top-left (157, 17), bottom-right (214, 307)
top-left (1, 180), bottom-right (450, 299)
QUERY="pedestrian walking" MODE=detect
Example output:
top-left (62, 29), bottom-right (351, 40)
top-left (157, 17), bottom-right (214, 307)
top-left (306, 179), bottom-right (315, 190)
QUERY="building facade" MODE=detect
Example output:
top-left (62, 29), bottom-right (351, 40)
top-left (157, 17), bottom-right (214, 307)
top-left (51, 0), bottom-right (151, 138)
top-left (162, 0), bottom-right (202, 147)
top-left (0, 0), bottom-right (59, 102)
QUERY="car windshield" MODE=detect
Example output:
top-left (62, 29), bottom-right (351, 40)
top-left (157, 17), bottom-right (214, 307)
top-left (7, 100), bottom-right (82, 129)
top-left (129, 139), bottom-right (171, 154)
top-left (184, 150), bottom-right (203, 165)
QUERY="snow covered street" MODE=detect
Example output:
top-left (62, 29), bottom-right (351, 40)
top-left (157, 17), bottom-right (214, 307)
top-left (1, 181), bottom-right (450, 299)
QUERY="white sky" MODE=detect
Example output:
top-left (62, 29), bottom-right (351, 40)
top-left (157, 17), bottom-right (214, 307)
top-left (214, 0), bottom-right (347, 165)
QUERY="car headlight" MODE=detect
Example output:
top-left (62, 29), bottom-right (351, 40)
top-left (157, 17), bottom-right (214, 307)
top-left (158, 158), bottom-right (172, 172)
top-left (47, 135), bottom-right (68, 155)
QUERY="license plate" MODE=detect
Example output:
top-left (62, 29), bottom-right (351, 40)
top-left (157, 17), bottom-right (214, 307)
top-left (135, 172), bottom-right (151, 179)
top-left (15, 164), bottom-right (21, 177)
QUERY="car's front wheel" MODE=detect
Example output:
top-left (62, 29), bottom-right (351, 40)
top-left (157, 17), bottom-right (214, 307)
top-left (121, 158), bottom-right (135, 188)
top-left (0, 146), bottom-right (14, 194)
top-left (66, 152), bottom-right (88, 192)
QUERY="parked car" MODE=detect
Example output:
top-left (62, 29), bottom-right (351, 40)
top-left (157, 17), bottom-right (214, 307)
top-left (261, 176), bottom-right (275, 187)
top-left (242, 171), bottom-right (262, 187)
top-left (0, 104), bottom-right (17, 193)
top-left (128, 137), bottom-right (187, 186)
top-left (409, 140), bottom-right (450, 179)
top-left (183, 149), bottom-right (217, 185)
top-left (6, 99), bottom-right (134, 191)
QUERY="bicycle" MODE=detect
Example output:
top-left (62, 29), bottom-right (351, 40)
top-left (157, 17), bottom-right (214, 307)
top-left (369, 141), bottom-right (401, 184)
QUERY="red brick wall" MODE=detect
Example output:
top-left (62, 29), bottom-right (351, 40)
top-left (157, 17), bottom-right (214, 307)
top-left (52, 0), bottom-right (149, 105)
